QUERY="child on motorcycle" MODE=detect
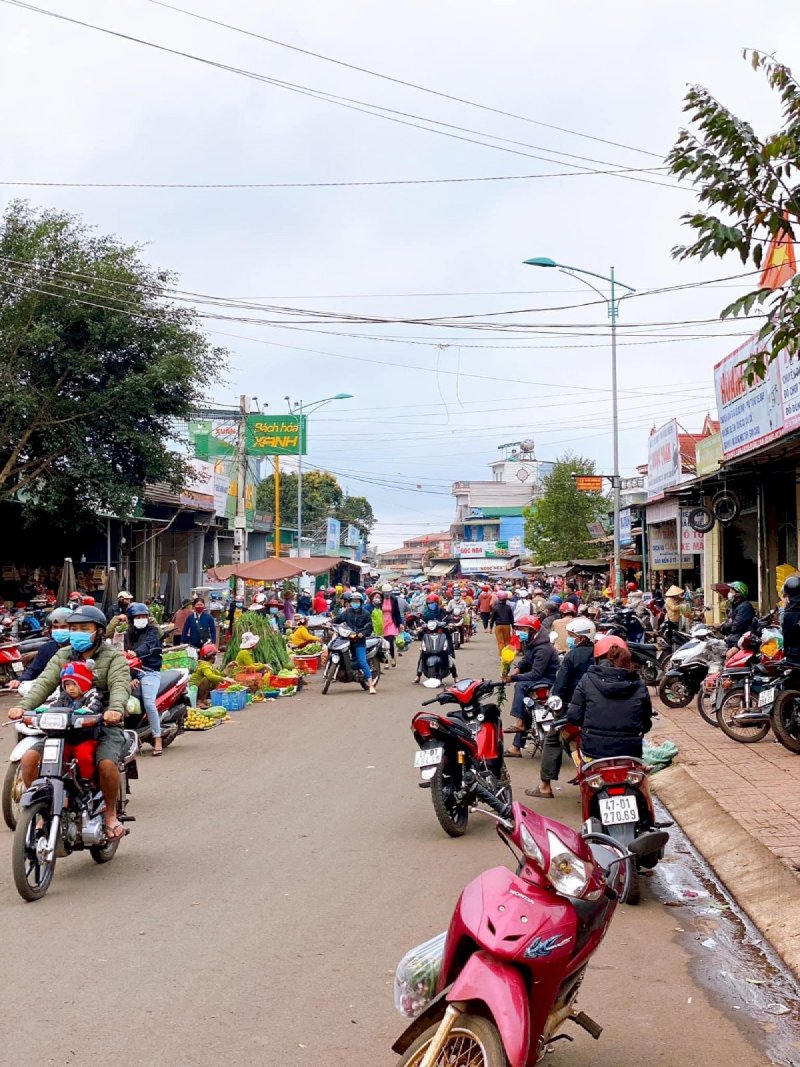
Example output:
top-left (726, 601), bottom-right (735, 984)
top-left (59, 661), bottom-right (104, 781)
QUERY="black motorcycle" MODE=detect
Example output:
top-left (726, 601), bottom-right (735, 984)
top-left (321, 623), bottom-right (383, 694)
top-left (11, 706), bottom-right (138, 901)
top-left (597, 611), bottom-right (664, 687)
top-left (415, 618), bottom-right (456, 687)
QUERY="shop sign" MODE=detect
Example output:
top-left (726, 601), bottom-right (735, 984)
top-left (575, 475), bottom-right (604, 492)
top-left (244, 415), bottom-right (308, 456)
top-left (180, 460), bottom-right (215, 508)
top-left (646, 499), bottom-right (679, 525)
top-left (619, 509), bottom-right (633, 547)
top-left (680, 510), bottom-right (704, 554)
top-left (325, 517), bottom-right (341, 554)
top-left (456, 540), bottom-right (509, 558)
top-left (650, 527), bottom-right (692, 569)
top-left (587, 522), bottom-right (607, 539)
top-left (696, 432), bottom-right (722, 476)
top-left (647, 419), bottom-right (681, 501)
top-left (345, 524), bottom-right (361, 547)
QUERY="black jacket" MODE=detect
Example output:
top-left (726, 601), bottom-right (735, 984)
top-left (516, 631), bottom-right (559, 684)
top-left (335, 606), bottom-right (373, 644)
top-left (18, 638), bottom-right (61, 681)
top-left (491, 602), bottom-right (515, 627)
top-left (567, 662), bottom-right (652, 758)
top-left (553, 642), bottom-right (594, 705)
top-left (783, 595), bottom-right (800, 665)
top-left (297, 593), bottom-right (313, 615)
top-left (124, 623), bottom-right (163, 671)
top-left (721, 598), bottom-right (756, 647)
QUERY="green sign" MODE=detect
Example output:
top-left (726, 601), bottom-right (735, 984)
top-left (189, 420), bottom-right (235, 461)
top-left (244, 414), bottom-right (307, 456)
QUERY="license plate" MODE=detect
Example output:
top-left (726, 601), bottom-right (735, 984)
top-left (11, 661), bottom-right (22, 673)
top-left (534, 706), bottom-right (550, 723)
top-left (758, 687), bottom-right (776, 708)
top-left (414, 747), bottom-right (443, 768)
top-left (599, 796), bottom-right (638, 825)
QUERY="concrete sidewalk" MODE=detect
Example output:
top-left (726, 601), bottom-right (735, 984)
top-left (650, 699), bottom-right (800, 877)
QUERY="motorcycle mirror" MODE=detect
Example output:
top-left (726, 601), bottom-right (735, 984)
top-left (627, 831), bottom-right (669, 857)
top-left (422, 677), bottom-right (441, 689)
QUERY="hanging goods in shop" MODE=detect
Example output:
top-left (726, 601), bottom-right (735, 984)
top-left (712, 490), bottom-right (740, 525)
top-left (687, 506), bottom-right (715, 534)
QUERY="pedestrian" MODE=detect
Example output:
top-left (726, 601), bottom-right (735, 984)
top-left (513, 588), bottom-right (532, 622)
top-left (312, 587), bottom-right (329, 615)
top-left (282, 589), bottom-right (295, 623)
top-left (380, 583), bottom-right (402, 667)
top-left (490, 590), bottom-right (514, 655)
top-left (297, 587), bottom-right (313, 615)
top-left (124, 601), bottom-right (164, 756)
top-left (477, 584), bottom-right (493, 630)
top-left (182, 597), bottom-right (217, 649)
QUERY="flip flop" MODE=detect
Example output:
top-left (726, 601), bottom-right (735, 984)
top-left (103, 822), bottom-right (127, 840)
top-left (525, 787), bottom-right (554, 799)
top-left (505, 750), bottom-right (523, 758)
top-left (152, 748), bottom-right (163, 757)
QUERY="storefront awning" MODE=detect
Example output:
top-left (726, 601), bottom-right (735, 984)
top-left (427, 562), bottom-right (457, 577)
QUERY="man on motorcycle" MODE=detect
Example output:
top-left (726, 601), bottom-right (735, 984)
top-left (6, 605), bottom-right (131, 840)
top-left (334, 591), bottom-right (377, 694)
top-left (720, 581), bottom-right (755, 648)
top-left (551, 601), bottom-right (577, 653)
top-left (6, 606), bottom-right (72, 691)
top-left (505, 616), bottom-right (559, 757)
top-left (781, 575), bottom-right (800, 666)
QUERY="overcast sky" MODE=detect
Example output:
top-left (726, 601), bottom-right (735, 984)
top-left (3, 0), bottom-right (797, 547)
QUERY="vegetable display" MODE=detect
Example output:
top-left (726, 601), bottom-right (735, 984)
top-left (223, 611), bottom-right (290, 671)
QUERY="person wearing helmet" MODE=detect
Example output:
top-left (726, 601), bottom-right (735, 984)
top-left (513, 589), bottom-right (532, 623)
top-left (379, 585), bottom-right (403, 668)
top-left (505, 615), bottom-right (559, 757)
top-left (720, 581), bottom-right (755, 648)
top-left (422, 593), bottom-right (444, 623)
top-left (782, 575), bottom-right (800, 666)
top-left (334, 591), bottom-right (377, 693)
top-left (526, 617), bottom-right (596, 799)
top-left (266, 598), bottom-right (285, 633)
top-left (6, 606), bottom-right (73, 691)
top-left (297, 586), bottom-right (313, 616)
top-left (189, 642), bottom-right (225, 706)
top-left (105, 590), bottom-right (136, 637)
top-left (8, 605), bottom-right (132, 840)
top-left (565, 635), bottom-right (652, 761)
top-left (549, 601), bottom-right (578, 654)
top-left (490, 590), bottom-right (515, 655)
top-left (67, 590), bottom-right (83, 612)
top-left (564, 581), bottom-right (581, 610)
top-left (124, 602), bottom-right (164, 755)
top-left (182, 597), bottom-right (217, 649)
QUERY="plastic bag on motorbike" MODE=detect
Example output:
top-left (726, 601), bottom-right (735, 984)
top-left (642, 738), bottom-right (678, 774)
top-left (394, 931), bottom-right (447, 1018)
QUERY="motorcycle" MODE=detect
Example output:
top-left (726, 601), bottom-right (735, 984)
top-left (125, 655), bottom-right (190, 749)
top-left (517, 685), bottom-right (560, 758)
top-left (597, 614), bottom-right (664, 687)
top-left (658, 625), bottom-right (727, 724)
top-left (411, 678), bottom-right (512, 837)
top-left (392, 790), bottom-right (667, 1065)
top-left (3, 717), bottom-right (44, 830)
top-left (10, 706), bottom-right (138, 901)
top-left (715, 626), bottom-right (785, 744)
top-left (320, 623), bottom-right (383, 694)
top-left (0, 643), bottom-right (25, 689)
top-left (416, 619), bottom-right (456, 688)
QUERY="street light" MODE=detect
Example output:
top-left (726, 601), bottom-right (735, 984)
top-left (523, 256), bottom-right (636, 596)
top-left (285, 393), bottom-right (353, 554)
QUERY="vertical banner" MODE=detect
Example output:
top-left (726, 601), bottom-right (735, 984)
top-left (619, 508), bottom-right (633, 547)
top-left (325, 517), bottom-right (341, 554)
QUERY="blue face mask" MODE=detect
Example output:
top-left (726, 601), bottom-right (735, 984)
top-left (51, 628), bottom-right (70, 645)
top-left (514, 630), bottom-right (529, 642)
top-left (269, 607), bottom-right (279, 616)
top-left (567, 636), bottom-right (576, 650)
top-left (69, 631), bottom-right (94, 653)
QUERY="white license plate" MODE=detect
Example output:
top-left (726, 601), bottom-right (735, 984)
top-left (414, 747), bottom-right (443, 768)
top-left (11, 661), bottom-right (23, 673)
top-left (758, 687), bottom-right (776, 708)
top-left (599, 796), bottom-right (638, 825)
top-left (534, 706), bottom-right (550, 723)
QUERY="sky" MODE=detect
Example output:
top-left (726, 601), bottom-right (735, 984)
top-left (2, 0), bottom-right (798, 548)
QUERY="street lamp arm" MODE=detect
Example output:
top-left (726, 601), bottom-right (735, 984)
top-left (556, 268), bottom-right (608, 303)
top-left (556, 263), bottom-right (636, 293)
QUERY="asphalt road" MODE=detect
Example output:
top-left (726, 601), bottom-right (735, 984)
top-left (0, 632), bottom-right (787, 1066)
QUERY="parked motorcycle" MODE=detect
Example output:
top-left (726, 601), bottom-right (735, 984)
top-left (392, 791), bottom-right (667, 1065)
top-left (714, 626), bottom-right (784, 743)
top-left (320, 622), bottom-right (383, 694)
top-left (597, 614), bottom-right (664, 687)
top-left (415, 619), bottom-right (455, 688)
top-left (658, 625), bottom-right (727, 724)
top-left (126, 655), bottom-right (190, 749)
top-left (411, 678), bottom-right (511, 837)
top-left (10, 706), bottom-right (138, 901)
top-left (0, 644), bottom-right (25, 689)
top-left (518, 685), bottom-right (561, 758)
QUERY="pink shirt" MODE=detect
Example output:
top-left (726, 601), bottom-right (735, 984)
top-left (382, 599), bottom-right (399, 637)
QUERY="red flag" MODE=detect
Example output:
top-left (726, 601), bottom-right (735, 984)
top-left (760, 214), bottom-right (797, 290)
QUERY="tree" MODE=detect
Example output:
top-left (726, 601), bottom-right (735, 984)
top-left (255, 470), bottom-right (343, 540)
top-left (523, 454), bottom-right (608, 565)
top-left (335, 494), bottom-right (375, 538)
top-left (667, 51), bottom-right (800, 379)
top-left (0, 201), bottom-right (225, 525)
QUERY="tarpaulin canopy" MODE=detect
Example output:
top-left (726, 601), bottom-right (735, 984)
top-left (206, 555), bottom-right (341, 583)
top-left (427, 562), bottom-right (457, 577)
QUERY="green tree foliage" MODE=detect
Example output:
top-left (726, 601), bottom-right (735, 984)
top-left (255, 470), bottom-right (342, 539)
top-left (523, 454), bottom-right (607, 565)
top-left (0, 201), bottom-right (225, 525)
top-left (667, 51), bottom-right (800, 379)
top-left (337, 494), bottom-right (375, 538)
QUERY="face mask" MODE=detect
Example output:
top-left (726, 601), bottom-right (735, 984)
top-left (514, 630), bottom-right (529, 641)
top-left (727, 592), bottom-right (736, 602)
top-left (195, 606), bottom-right (204, 614)
top-left (269, 607), bottom-right (279, 616)
top-left (52, 628), bottom-right (70, 645)
top-left (69, 631), bottom-right (94, 653)
top-left (133, 618), bottom-right (148, 630)
top-left (567, 636), bottom-right (576, 650)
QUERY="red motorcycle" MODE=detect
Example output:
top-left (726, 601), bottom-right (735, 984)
top-left (0, 644), bottom-right (24, 689)
top-left (124, 653), bottom-right (190, 748)
top-left (411, 678), bottom-right (511, 838)
top-left (392, 791), bottom-right (667, 1065)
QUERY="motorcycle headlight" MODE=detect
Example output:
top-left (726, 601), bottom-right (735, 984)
top-left (546, 830), bottom-right (598, 899)
top-left (520, 823), bottom-right (543, 867)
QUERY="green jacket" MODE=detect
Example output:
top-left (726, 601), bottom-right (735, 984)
top-left (20, 644), bottom-right (132, 715)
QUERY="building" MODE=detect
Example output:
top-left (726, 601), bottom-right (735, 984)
top-left (450, 441), bottom-right (553, 574)
top-left (377, 531), bottom-right (452, 575)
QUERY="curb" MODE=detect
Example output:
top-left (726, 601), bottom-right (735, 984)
top-left (651, 765), bottom-right (800, 980)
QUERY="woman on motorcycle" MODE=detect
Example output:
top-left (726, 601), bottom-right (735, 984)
top-left (124, 602), bottom-right (164, 756)
top-left (566, 635), bottom-right (653, 760)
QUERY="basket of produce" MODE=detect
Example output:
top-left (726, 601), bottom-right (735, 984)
top-left (290, 651), bottom-right (321, 674)
top-left (223, 611), bottom-right (291, 672)
top-left (162, 648), bottom-right (197, 672)
top-left (261, 688), bottom-right (281, 699)
top-left (210, 686), bottom-right (248, 711)
top-left (270, 670), bottom-right (300, 690)
top-left (185, 708), bottom-right (219, 730)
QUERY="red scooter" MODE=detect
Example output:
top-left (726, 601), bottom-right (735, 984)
top-left (0, 644), bottom-right (24, 689)
top-left (392, 790), bottom-right (667, 1065)
top-left (125, 653), bottom-right (190, 749)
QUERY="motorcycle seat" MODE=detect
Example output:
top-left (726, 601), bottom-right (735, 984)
top-left (157, 669), bottom-right (185, 695)
top-left (365, 637), bottom-right (382, 650)
top-left (635, 643), bottom-right (658, 655)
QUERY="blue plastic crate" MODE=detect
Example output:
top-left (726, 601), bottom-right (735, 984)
top-left (210, 688), bottom-right (248, 711)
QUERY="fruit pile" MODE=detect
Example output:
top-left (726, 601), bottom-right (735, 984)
top-left (185, 707), bottom-right (230, 731)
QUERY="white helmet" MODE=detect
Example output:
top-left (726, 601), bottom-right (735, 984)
top-left (567, 617), bottom-right (596, 640)
top-left (381, 583), bottom-right (393, 593)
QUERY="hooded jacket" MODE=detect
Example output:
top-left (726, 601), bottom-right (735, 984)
top-left (515, 630), bottom-right (559, 685)
top-left (721, 597), bottom-right (756, 647)
top-left (553, 642), bottom-right (594, 705)
top-left (783, 594), bottom-right (800, 665)
top-left (566, 662), bottom-right (652, 758)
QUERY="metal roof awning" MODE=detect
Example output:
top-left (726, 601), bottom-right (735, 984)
top-left (427, 562), bottom-right (457, 577)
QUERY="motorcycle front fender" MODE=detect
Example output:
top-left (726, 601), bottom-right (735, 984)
top-left (447, 951), bottom-right (530, 1067)
top-left (9, 734), bottom-right (42, 762)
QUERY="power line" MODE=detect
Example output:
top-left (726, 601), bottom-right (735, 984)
top-left (141, 0), bottom-right (663, 159)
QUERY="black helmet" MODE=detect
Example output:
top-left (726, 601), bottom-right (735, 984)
top-left (67, 606), bottom-right (107, 629)
top-left (126, 602), bottom-right (149, 619)
top-left (783, 575), bottom-right (800, 598)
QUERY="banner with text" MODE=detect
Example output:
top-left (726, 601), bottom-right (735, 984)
top-left (245, 415), bottom-right (308, 456)
top-left (647, 419), bottom-right (681, 501)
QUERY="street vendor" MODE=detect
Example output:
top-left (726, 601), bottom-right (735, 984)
top-left (288, 617), bottom-right (318, 649)
top-left (189, 642), bottom-right (225, 707)
top-left (233, 631), bottom-right (267, 670)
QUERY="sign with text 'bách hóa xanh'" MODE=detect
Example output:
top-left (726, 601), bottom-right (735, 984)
top-left (244, 414), bottom-right (307, 456)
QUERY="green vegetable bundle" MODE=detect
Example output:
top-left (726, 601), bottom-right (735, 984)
top-left (223, 611), bottom-right (291, 671)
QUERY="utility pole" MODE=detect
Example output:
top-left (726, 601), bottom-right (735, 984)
top-left (610, 266), bottom-right (622, 599)
top-left (274, 455), bottom-right (281, 558)
top-left (232, 394), bottom-right (249, 565)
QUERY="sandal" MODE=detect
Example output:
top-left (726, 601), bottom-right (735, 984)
top-left (505, 748), bottom-right (523, 758)
top-left (103, 821), bottom-right (127, 840)
top-left (525, 787), bottom-right (554, 799)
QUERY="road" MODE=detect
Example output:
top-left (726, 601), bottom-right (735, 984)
top-left (0, 630), bottom-right (791, 1066)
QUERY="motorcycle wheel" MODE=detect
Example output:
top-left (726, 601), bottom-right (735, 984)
top-left (90, 837), bottom-right (120, 864)
top-left (771, 691), bottom-right (800, 754)
top-left (624, 866), bottom-right (641, 906)
top-left (431, 764), bottom-right (469, 838)
top-left (696, 689), bottom-right (719, 728)
top-left (397, 1012), bottom-right (508, 1067)
top-left (12, 800), bottom-right (56, 901)
top-left (717, 690), bottom-right (771, 743)
top-left (2, 760), bottom-right (24, 830)
top-left (321, 659), bottom-right (335, 695)
top-left (640, 660), bottom-right (662, 688)
top-left (657, 675), bottom-right (694, 709)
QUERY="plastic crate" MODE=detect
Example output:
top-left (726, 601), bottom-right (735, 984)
top-left (210, 688), bottom-right (248, 711)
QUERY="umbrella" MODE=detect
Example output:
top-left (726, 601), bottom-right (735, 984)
top-left (163, 559), bottom-right (182, 619)
top-left (102, 567), bottom-right (120, 618)
top-left (56, 557), bottom-right (77, 608)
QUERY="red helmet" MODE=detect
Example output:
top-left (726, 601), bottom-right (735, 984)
top-left (426, 593), bottom-right (440, 604)
top-left (81, 595), bottom-right (96, 606)
top-left (559, 602), bottom-right (577, 615)
top-left (200, 642), bottom-right (218, 658)
top-left (593, 635), bottom-right (627, 659)
top-left (496, 590), bottom-right (509, 600)
top-left (626, 582), bottom-right (638, 592)
top-left (515, 615), bottom-right (542, 632)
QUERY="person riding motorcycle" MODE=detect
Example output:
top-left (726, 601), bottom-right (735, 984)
top-left (334, 591), bottom-right (377, 694)
top-left (526, 617), bottom-right (596, 799)
top-left (105, 590), bottom-right (135, 636)
top-left (6, 606), bottom-right (72, 691)
top-left (6, 605), bottom-right (131, 840)
top-left (720, 581), bottom-right (755, 648)
top-left (550, 601), bottom-right (577, 653)
top-left (505, 616), bottom-right (560, 757)
top-left (540, 596), bottom-right (562, 635)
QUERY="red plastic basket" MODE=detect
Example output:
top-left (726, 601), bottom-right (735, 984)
top-left (271, 673), bottom-right (301, 689)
